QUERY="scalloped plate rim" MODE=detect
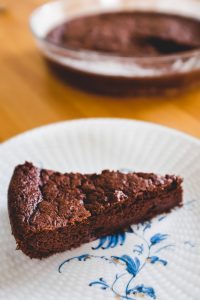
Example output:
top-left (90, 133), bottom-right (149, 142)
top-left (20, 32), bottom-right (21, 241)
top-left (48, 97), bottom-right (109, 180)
top-left (1, 118), bottom-right (200, 149)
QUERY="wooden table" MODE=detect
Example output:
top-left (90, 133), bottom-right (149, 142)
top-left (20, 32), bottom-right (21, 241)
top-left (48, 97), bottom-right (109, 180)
top-left (1, 0), bottom-right (200, 142)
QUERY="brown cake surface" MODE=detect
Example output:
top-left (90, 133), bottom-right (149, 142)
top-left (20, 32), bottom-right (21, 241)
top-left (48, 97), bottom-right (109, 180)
top-left (47, 11), bottom-right (200, 57)
top-left (45, 11), bottom-right (200, 95)
top-left (8, 162), bottom-right (183, 258)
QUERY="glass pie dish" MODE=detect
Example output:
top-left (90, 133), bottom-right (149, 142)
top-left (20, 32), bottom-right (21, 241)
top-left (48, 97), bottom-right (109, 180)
top-left (30, 0), bottom-right (200, 96)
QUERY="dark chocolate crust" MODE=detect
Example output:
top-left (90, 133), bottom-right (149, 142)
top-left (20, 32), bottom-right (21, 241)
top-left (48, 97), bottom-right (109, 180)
top-left (8, 162), bottom-right (183, 258)
top-left (47, 11), bottom-right (200, 57)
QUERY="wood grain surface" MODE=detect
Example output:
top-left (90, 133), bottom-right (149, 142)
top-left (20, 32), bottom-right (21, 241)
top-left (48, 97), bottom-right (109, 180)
top-left (1, 0), bottom-right (200, 142)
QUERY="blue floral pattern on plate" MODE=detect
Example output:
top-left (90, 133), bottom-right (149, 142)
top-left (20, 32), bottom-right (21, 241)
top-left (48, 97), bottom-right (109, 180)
top-left (59, 201), bottom-right (196, 300)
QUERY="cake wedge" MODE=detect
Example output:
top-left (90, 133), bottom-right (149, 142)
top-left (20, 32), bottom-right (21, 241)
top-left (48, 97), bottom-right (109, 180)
top-left (8, 162), bottom-right (183, 259)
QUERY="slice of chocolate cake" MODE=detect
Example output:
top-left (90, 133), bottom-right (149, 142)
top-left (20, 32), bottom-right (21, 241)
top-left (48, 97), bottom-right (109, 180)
top-left (8, 162), bottom-right (183, 259)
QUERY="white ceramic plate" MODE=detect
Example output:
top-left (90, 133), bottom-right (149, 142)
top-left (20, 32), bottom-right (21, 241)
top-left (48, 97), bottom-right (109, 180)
top-left (0, 118), bottom-right (200, 300)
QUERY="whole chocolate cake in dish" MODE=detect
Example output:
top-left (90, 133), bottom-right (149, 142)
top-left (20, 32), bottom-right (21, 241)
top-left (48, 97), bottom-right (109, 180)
top-left (8, 162), bottom-right (183, 259)
top-left (44, 11), bottom-right (200, 95)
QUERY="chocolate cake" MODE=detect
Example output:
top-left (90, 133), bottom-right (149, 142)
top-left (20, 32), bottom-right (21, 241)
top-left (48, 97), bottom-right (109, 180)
top-left (8, 162), bottom-right (183, 259)
top-left (45, 11), bottom-right (200, 95)
top-left (47, 11), bottom-right (200, 57)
